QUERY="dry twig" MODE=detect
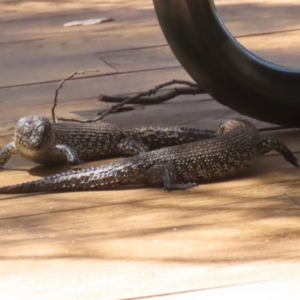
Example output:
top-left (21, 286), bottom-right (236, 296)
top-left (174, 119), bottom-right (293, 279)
top-left (99, 86), bottom-right (204, 104)
top-left (54, 79), bottom-right (206, 124)
top-left (96, 79), bottom-right (205, 120)
top-left (51, 69), bottom-right (101, 122)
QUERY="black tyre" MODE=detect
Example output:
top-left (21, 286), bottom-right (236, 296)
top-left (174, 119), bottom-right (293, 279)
top-left (153, 0), bottom-right (300, 126)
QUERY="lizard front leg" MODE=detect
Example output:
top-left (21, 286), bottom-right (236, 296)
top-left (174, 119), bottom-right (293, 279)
top-left (0, 142), bottom-right (18, 170)
top-left (49, 145), bottom-right (82, 165)
top-left (145, 163), bottom-right (198, 191)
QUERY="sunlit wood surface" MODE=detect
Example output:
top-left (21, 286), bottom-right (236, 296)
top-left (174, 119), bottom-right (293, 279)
top-left (1, 0), bottom-right (300, 299)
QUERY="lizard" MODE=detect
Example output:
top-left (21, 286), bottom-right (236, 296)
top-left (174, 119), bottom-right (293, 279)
top-left (0, 115), bottom-right (216, 169)
top-left (0, 118), bottom-right (298, 194)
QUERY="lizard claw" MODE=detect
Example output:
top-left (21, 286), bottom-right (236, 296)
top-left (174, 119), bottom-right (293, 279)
top-left (68, 155), bottom-right (83, 165)
top-left (66, 150), bottom-right (83, 165)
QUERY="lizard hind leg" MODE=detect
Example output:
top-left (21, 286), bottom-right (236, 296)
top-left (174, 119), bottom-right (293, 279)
top-left (257, 137), bottom-right (299, 167)
top-left (145, 163), bottom-right (198, 191)
top-left (117, 138), bottom-right (149, 155)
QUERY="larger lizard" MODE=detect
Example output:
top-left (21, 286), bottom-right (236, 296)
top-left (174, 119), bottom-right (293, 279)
top-left (0, 115), bottom-right (216, 169)
top-left (0, 119), bottom-right (297, 194)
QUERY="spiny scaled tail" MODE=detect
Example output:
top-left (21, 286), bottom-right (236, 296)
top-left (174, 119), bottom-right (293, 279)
top-left (0, 167), bottom-right (120, 194)
top-left (0, 176), bottom-right (92, 194)
top-left (0, 179), bottom-right (49, 194)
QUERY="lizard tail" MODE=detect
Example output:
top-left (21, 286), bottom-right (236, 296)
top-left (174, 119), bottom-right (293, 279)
top-left (0, 166), bottom-right (123, 194)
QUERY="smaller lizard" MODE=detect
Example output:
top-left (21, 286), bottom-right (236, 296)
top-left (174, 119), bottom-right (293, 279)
top-left (0, 119), bottom-right (297, 194)
top-left (0, 115), bottom-right (216, 169)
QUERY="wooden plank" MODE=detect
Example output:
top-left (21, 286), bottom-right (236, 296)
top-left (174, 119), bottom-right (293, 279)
top-left (5, 24), bottom-right (299, 85)
top-left (0, 47), bottom-right (115, 87)
top-left (1, 28), bottom-right (299, 87)
top-left (237, 30), bottom-right (300, 69)
top-left (151, 276), bottom-right (300, 300)
top-left (0, 1), bottom-right (164, 86)
top-left (275, 181), bottom-right (300, 207)
top-left (2, 0), bottom-right (300, 42)
top-left (1, 260), bottom-right (300, 299)
top-left (1, 1), bottom-right (300, 86)
top-left (1, 155), bottom-right (300, 298)
top-left (99, 30), bottom-right (300, 73)
top-left (1, 261), bottom-right (300, 299)
top-left (217, 0), bottom-right (300, 36)
top-left (0, 0), bottom-right (153, 20)
top-left (0, 67), bottom-right (190, 109)
top-left (1, 1), bottom-right (300, 299)
top-left (99, 46), bottom-right (179, 72)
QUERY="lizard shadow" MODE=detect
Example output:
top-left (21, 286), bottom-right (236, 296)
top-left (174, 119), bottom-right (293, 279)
top-left (26, 158), bottom-right (121, 178)
top-left (27, 165), bottom-right (79, 177)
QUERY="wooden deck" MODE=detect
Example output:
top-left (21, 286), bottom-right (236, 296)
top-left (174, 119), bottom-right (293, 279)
top-left (1, 0), bottom-right (300, 299)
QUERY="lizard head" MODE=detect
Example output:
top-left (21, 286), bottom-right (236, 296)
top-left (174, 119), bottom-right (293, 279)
top-left (217, 119), bottom-right (256, 135)
top-left (14, 115), bottom-right (54, 155)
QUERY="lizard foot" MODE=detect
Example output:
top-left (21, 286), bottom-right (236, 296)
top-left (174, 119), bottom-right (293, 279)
top-left (53, 145), bottom-right (83, 165)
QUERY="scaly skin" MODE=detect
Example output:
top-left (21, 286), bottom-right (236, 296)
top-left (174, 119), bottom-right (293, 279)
top-left (0, 115), bottom-right (216, 169)
top-left (0, 119), bottom-right (297, 194)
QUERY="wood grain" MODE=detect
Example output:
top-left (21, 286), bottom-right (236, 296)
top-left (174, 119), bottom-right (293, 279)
top-left (1, 0), bottom-right (300, 298)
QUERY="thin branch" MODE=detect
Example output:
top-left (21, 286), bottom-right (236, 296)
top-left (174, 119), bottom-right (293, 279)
top-left (56, 79), bottom-right (206, 123)
top-left (97, 79), bottom-right (205, 118)
top-left (51, 69), bottom-right (101, 122)
top-left (99, 87), bottom-right (204, 104)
